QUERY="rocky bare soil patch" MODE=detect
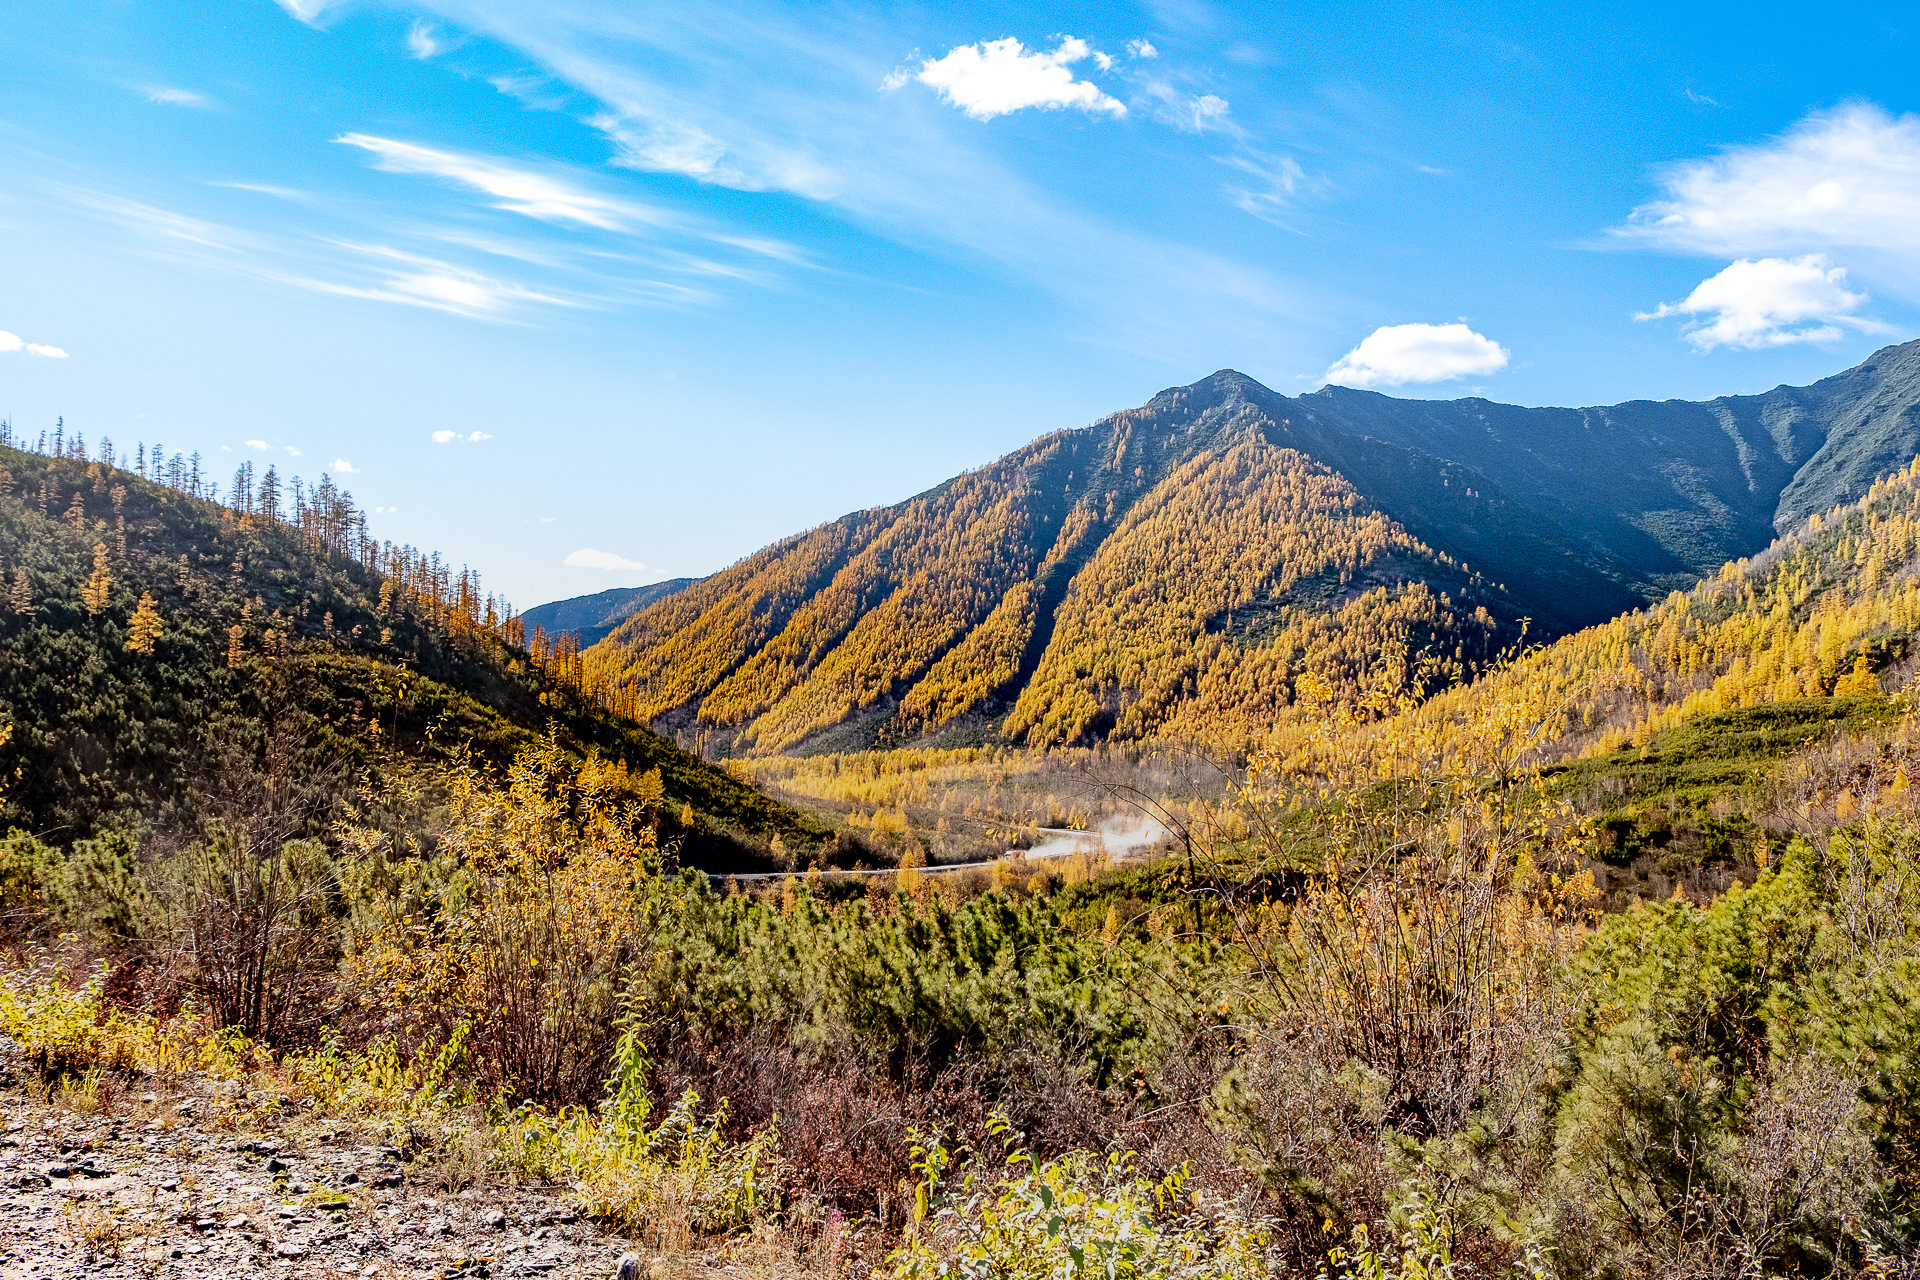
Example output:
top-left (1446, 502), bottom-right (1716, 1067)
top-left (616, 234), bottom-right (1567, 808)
top-left (0, 1038), bottom-right (685, 1280)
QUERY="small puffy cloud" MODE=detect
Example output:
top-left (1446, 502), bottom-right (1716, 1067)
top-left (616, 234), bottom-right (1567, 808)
top-left (338, 134), bottom-right (660, 231)
top-left (565, 548), bottom-right (647, 571)
top-left (1620, 103), bottom-right (1920, 291)
top-left (406, 21), bottom-right (440, 58)
top-left (467, 430), bottom-right (492, 441)
top-left (285, 447), bottom-right (302, 457)
top-left (912, 37), bottom-right (1125, 121)
top-left (144, 86), bottom-right (212, 107)
top-left (245, 439), bottom-right (271, 451)
top-left (431, 428), bottom-right (493, 444)
top-left (1325, 323), bottom-right (1511, 388)
top-left (1636, 255), bottom-right (1874, 349)
top-left (332, 458), bottom-right (360, 473)
top-left (2, 330), bottom-right (69, 357)
top-left (431, 429), bottom-right (458, 444)
top-left (1128, 39), bottom-right (1159, 58)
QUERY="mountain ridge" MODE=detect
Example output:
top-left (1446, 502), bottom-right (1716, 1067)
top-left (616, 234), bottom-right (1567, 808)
top-left (520, 579), bottom-right (695, 648)
top-left (578, 340), bottom-right (1920, 754)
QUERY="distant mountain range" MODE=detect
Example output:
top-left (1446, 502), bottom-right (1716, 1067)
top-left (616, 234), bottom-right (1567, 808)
top-left (565, 339), bottom-right (1920, 754)
top-left (520, 580), bottom-right (693, 648)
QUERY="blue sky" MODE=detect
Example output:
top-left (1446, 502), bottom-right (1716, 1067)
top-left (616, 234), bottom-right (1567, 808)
top-left (3, 0), bottom-right (1917, 608)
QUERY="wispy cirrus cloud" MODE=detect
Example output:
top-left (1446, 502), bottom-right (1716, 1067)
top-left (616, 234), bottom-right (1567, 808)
top-left (1217, 150), bottom-right (1323, 226)
top-left (271, 0), bottom-right (335, 26)
top-left (143, 85), bottom-right (214, 108)
top-left (337, 133), bottom-right (665, 231)
top-left (1621, 103), bottom-right (1920, 275)
top-left (212, 181), bottom-right (313, 203)
top-left (381, 0), bottom-right (1317, 363)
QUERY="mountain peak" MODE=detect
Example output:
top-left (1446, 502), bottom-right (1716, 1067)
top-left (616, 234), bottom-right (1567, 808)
top-left (576, 345), bottom-right (1920, 756)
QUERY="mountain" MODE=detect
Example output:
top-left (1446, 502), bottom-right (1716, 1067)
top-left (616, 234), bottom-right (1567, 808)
top-left (578, 340), bottom-right (1920, 755)
top-left (521, 580), bottom-right (695, 649)
top-left (0, 441), bottom-right (815, 863)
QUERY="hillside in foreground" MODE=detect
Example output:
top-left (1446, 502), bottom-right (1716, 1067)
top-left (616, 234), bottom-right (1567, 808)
top-left (0, 436), bottom-right (816, 863)
top-left (577, 339), bottom-right (1920, 756)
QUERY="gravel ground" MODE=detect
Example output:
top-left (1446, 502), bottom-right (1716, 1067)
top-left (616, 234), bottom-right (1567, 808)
top-left (0, 1038), bottom-right (680, 1280)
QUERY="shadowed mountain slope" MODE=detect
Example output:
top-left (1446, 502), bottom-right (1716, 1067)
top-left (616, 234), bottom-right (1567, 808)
top-left (581, 340), bottom-right (1920, 753)
top-left (521, 580), bottom-right (695, 648)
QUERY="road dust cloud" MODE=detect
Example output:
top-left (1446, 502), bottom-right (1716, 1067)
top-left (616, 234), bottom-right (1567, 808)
top-left (1021, 815), bottom-right (1168, 862)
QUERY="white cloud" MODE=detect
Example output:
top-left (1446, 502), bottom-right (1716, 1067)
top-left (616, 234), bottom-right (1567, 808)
top-left (407, 21), bottom-right (441, 58)
top-left (1620, 103), bottom-right (1920, 293)
top-left (913, 37), bottom-right (1125, 122)
top-left (370, 1), bottom-right (1312, 364)
top-left (2, 330), bottom-right (69, 357)
top-left (337, 134), bottom-right (664, 231)
top-left (245, 439), bottom-right (271, 451)
top-left (332, 457), bottom-right (360, 473)
top-left (1128, 40), bottom-right (1159, 58)
top-left (593, 113), bottom-right (745, 185)
top-left (285, 447), bottom-right (302, 457)
top-left (144, 86), bottom-right (212, 108)
top-left (467, 430), bottom-right (493, 441)
top-left (305, 242), bottom-right (573, 318)
top-left (213, 181), bottom-right (312, 202)
top-left (1325, 322), bottom-right (1510, 388)
top-left (565, 547), bottom-right (647, 571)
top-left (431, 429), bottom-right (458, 444)
top-left (1220, 150), bottom-right (1317, 223)
top-left (271, 0), bottom-right (334, 24)
top-left (1636, 255), bottom-right (1876, 350)
top-left (431, 428), bottom-right (494, 444)
top-left (1158, 93), bottom-right (1230, 133)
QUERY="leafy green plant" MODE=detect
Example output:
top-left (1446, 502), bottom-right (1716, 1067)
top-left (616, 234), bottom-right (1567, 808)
top-left (888, 1116), bottom-right (1275, 1279)
top-left (498, 1024), bottom-right (779, 1236)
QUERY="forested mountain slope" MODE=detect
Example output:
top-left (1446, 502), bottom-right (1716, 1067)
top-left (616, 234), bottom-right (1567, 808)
top-left (0, 438), bottom-right (812, 858)
top-left (582, 340), bottom-right (1920, 754)
top-left (1368, 456), bottom-right (1920, 778)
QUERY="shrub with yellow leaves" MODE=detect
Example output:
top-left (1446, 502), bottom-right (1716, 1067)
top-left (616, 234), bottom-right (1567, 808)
top-left (340, 731), bottom-right (663, 1105)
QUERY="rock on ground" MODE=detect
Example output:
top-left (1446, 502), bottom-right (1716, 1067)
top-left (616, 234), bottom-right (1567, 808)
top-left (0, 1036), bottom-right (718, 1280)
